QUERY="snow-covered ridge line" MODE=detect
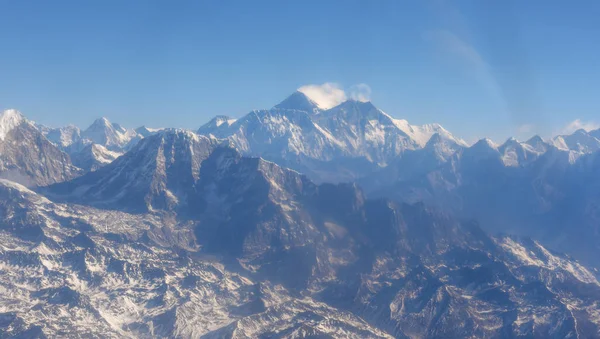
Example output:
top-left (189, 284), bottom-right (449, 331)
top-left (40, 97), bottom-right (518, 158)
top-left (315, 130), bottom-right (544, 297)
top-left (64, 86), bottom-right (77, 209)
top-left (6, 90), bottom-right (600, 185)
top-left (194, 94), bottom-right (470, 184)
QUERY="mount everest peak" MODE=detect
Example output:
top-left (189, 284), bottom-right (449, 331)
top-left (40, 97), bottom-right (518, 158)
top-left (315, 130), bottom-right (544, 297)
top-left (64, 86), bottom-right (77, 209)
top-left (274, 90), bottom-right (321, 113)
top-left (197, 92), bottom-right (465, 182)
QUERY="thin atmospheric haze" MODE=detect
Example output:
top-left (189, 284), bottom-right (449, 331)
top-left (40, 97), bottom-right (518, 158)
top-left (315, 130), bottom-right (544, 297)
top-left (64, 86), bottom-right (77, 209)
top-left (1, 1), bottom-right (600, 338)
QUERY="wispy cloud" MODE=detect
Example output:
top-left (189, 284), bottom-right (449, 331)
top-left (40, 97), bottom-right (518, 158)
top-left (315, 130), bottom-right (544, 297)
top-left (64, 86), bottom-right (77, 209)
top-left (298, 82), bottom-right (371, 109)
top-left (560, 119), bottom-right (600, 135)
top-left (425, 30), bottom-right (486, 68)
top-left (297, 83), bottom-right (347, 109)
top-left (423, 30), bottom-right (501, 100)
top-left (348, 83), bottom-right (372, 102)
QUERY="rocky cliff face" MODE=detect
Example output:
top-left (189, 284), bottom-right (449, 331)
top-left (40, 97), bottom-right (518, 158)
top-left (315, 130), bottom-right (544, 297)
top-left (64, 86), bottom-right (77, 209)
top-left (0, 110), bottom-right (80, 187)
top-left (47, 130), bottom-right (215, 214)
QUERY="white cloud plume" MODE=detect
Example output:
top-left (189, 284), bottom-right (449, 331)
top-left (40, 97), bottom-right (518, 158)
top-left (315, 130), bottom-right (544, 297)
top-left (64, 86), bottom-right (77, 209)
top-left (297, 83), bottom-right (347, 109)
top-left (297, 83), bottom-right (372, 109)
top-left (348, 83), bottom-right (372, 102)
top-left (560, 119), bottom-right (600, 135)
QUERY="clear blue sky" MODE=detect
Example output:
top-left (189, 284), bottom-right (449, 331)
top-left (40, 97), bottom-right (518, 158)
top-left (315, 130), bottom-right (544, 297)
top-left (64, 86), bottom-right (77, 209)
top-left (1, 0), bottom-right (599, 142)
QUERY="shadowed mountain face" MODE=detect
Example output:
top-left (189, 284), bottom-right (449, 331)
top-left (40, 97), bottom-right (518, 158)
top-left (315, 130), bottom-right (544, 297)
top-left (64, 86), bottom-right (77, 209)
top-left (0, 179), bottom-right (393, 338)
top-left (69, 143), bottom-right (122, 172)
top-left (360, 137), bottom-right (600, 268)
top-left (9, 130), bottom-right (597, 337)
top-left (0, 110), bottom-right (80, 187)
top-left (47, 130), bottom-right (216, 215)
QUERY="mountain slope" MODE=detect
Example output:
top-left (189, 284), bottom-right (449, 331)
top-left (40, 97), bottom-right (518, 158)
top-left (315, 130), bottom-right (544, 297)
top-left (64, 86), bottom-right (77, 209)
top-left (198, 107), bottom-right (358, 183)
top-left (498, 137), bottom-right (548, 167)
top-left (358, 132), bottom-right (467, 190)
top-left (197, 115), bottom-right (237, 136)
top-left (0, 110), bottom-right (81, 186)
top-left (47, 129), bottom-right (215, 214)
top-left (37, 139), bottom-right (600, 337)
top-left (81, 117), bottom-right (140, 152)
top-left (70, 143), bottom-right (122, 172)
top-left (0, 180), bottom-right (391, 338)
top-left (43, 124), bottom-right (82, 148)
top-left (313, 100), bottom-right (421, 164)
top-left (8, 170), bottom-right (600, 337)
top-left (361, 134), bottom-right (600, 268)
top-left (201, 108), bottom-right (344, 158)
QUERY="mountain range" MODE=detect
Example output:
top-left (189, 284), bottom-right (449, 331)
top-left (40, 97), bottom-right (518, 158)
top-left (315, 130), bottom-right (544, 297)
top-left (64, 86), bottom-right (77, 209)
top-left (2, 92), bottom-right (600, 337)
top-left (197, 92), bottom-right (466, 183)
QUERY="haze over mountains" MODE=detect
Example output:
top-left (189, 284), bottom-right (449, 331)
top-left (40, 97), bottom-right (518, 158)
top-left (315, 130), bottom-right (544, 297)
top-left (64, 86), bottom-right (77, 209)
top-left (2, 91), bottom-right (600, 337)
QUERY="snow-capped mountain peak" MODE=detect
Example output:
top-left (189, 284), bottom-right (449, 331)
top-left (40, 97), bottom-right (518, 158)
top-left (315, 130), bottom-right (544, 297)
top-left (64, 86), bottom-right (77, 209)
top-left (477, 137), bottom-right (498, 148)
top-left (197, 115), bottom-right (237, 136)
top-left (423, 132), bottom-right (466, 161)
top-left (212, 116), bottom-right (236, 127)
top-left (525, 134), bottom-right (548, 151)
top-left (326, 99), bottom-right (379, 118)
top-left (462, 138), bottom-right (500, 160)
top-left (81, 116), bottom-right (139, 151)
top-left (500, 136), bottom-right (520, 147)
top-left (550, 128), bottom-right (600, 154)
top-left (497, 137), bottom-right (548, 167)
top-left (45, 124), bottom-right (81, 148)
top-left (197, 98), bottom-right (466, 182)
top-left (134, 125), bottom-right (163, 137)
top-left (274, 90), bottom-right (321, 113)
top-left (0, 109), bottom-right (26, 140)
top-left (392, 118), bottom-right (467, 148)
top-left (87, 116), bottom-right (114, 132)
top-left (88, 117), bottom-right (130, 135)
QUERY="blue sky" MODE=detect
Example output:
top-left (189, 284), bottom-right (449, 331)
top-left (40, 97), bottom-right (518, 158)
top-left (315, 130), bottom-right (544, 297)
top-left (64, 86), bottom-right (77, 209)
top-left (1, 0), bottom-right (599, 142)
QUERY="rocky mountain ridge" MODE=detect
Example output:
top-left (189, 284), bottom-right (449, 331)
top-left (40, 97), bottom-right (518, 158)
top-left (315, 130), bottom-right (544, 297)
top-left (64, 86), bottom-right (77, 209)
top-left (3, 138), bottom-right (600, 337)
